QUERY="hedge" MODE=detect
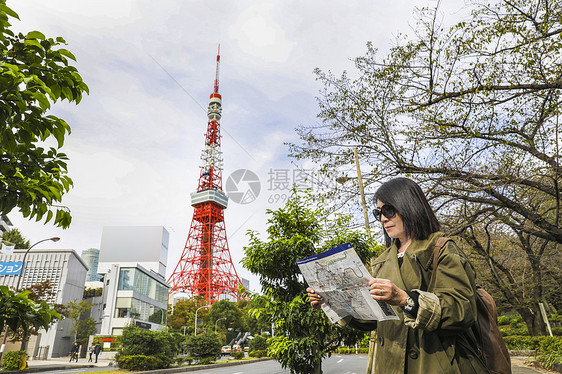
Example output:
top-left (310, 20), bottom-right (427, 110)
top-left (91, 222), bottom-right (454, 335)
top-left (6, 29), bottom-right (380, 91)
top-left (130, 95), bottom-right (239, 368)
top-left (1, 351), bottom-right (27, 371)
top-left (117, 355), bottom-right (171, 371)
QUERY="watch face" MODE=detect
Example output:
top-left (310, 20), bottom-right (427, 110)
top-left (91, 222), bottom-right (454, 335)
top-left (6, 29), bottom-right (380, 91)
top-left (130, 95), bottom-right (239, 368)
top-left (406, 297), bottom-right (415, 309)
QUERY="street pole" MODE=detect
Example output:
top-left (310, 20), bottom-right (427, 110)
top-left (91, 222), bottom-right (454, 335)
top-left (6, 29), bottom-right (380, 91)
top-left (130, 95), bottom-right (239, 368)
top-left (0, 237), bottom-right (60, 362)
top-left (353, 147), bottom-right (371, 238)
top-left (352, 147), bottom-right (377, 373)
top-left (215, 317), bottom-right (226, 333)
top-left (194, 305), bottom-right (210, 336)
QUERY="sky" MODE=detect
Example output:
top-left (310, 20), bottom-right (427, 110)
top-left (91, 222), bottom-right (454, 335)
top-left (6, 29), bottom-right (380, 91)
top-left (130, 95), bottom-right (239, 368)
top-left (6, 0), bottom-right (467, 294)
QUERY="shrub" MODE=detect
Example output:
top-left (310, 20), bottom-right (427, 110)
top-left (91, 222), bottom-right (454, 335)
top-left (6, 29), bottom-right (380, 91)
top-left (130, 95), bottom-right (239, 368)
top-left (248, 349), bottom-right (267, 358)
top-left (117, 355), bottom-right (171, 371)
top-left (249, 334), bottom-right (268, 352)
top-left (503, 335), bottom-right (543, 350)
top-left (231, 350), bottom-right (245, 360)
top-left (185, 332), bottom-right (221, 359)
top-left (552, 327), bottom-right (562, 336)
top-left (1, 351), bottom-right (27, 371)
top-left (198, 357), bottom-right (215, 365)
top-left (537, 337), bottom-right (562, 369)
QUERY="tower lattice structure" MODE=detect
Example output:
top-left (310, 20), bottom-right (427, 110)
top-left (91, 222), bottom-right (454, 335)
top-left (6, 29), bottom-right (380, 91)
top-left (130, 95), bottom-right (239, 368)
top-left (167, 49), bottom-right (244, 303)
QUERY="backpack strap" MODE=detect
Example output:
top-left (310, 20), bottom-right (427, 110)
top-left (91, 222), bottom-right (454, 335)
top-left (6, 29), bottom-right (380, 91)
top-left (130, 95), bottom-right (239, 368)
top-left (431, 236), bottom-right (450, 284)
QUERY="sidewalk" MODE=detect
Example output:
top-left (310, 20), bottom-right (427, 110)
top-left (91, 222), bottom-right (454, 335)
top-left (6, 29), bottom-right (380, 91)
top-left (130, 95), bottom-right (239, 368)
top-left (510, 356), bottom-right (555, 374)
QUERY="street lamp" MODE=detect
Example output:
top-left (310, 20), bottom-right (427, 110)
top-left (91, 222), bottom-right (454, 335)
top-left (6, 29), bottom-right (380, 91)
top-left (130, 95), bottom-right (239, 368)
top-left (215, 317), bottom-right (226, 333)
top-left (336, 147), bottom-right (377, 372)
top-left (194, 305), bottom-right (210, 336)
top-left (0, 236), bottom-right (60, 361)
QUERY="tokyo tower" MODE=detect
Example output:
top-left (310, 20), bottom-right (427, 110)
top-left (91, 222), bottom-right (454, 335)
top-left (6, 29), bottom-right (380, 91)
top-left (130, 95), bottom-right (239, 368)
top-left (167, 48), bottom-right (244, 303)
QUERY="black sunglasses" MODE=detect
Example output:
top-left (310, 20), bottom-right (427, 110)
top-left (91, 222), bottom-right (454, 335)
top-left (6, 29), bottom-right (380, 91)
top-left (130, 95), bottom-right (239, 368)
top-left (373, 204), bottom-right (397, 221)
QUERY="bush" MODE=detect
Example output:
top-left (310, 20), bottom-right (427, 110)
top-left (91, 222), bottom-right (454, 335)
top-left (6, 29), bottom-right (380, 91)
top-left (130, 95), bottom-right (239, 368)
top-left (117, 355), bottom-right (172, 371)
top-left (1, 351), bottom-right (27, 371)
top-left (552, 327), bottom-right (562, 336)
top-left (185, 332), bottom-right (221, 359)
top-left (537, 337), bottom-right (562, 369)
top-left (248, 349), bottom-right (268, 358)
top-left (231, 350), bottom-right (245, 360)
top-left (198, 357), bottom-right (215, 365)
top-left (249, 334), bottom-right (268, 352)
top-left (503, 335), bottom-right (543, 350)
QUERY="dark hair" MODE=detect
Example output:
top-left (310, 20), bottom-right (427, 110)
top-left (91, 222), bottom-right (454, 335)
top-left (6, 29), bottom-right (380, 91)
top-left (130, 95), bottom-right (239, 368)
top-left (373, 177), bottom-right (440, 247)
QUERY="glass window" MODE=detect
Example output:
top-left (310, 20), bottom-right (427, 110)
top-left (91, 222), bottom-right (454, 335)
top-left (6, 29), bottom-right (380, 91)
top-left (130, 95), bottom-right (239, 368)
top-left (118, 269), bottom-right (133, 290)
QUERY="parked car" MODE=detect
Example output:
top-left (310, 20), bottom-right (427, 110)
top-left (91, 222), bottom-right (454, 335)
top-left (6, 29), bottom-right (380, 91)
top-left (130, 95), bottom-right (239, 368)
top-left (221, 345), bottom-right (231, 356)
top-left (232, 344), bottom-right (242, 352)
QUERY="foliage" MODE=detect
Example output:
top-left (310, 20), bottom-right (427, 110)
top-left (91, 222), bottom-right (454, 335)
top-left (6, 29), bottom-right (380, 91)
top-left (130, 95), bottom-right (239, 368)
top-left (230, 350), bottom-right (244, 360)
top-left (503, 335), bottom-right (544, 351)
top-left (64, 299), bottom-right (96, 343)
top-left (249, 334), bottom-right (268, 352)
top-left (537, 337), bottom-right (562, 369)
top-left (83, 287), bottom-right (103, 299)
top-left (248, 350), bottom-right (268, 358)
top-left (197, 357), bottom-right (215, 365)
top-left (119, 325), bottom-right (176, 361)
top-left (167, 296), bottom-right (207, 332)
top-left (184, 332), bottom-right (221, 359)
top-left (117, 355), bottom-right (169, 371)
top-left (1, 350), bottom-right (27, 371)
top-left (0, 285), bottom-right (59, 335)
top-left (0, 228), bottom-right (29, 248)
top-left (0, 1), bottom-right (88, 228)
top-left (290, 0), bottom-right (562, 336)
top-left (242, 190), bottom-right (379, 374)
top-left (206, 299), bottom-right (244, 333)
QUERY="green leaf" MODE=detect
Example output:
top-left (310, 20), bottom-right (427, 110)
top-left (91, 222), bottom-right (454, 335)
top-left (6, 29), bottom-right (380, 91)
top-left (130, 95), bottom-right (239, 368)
top-left (57, 48), bottom-right (76, 61)
top-left (24, 39), bottom-right (43, 50)
top-left (0, 4), bottom-right (19, 19)
top-left (27, 30), bottom-right (46, 40)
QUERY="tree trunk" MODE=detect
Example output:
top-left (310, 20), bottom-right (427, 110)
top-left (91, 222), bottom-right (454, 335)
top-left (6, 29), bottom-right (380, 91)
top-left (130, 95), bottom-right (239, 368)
top-left (517, 306), bottom-right (546, 336)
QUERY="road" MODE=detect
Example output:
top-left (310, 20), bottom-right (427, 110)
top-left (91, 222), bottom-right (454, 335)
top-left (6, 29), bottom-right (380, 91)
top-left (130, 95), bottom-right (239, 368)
top-left (30, 355), bottom-right (550, 373)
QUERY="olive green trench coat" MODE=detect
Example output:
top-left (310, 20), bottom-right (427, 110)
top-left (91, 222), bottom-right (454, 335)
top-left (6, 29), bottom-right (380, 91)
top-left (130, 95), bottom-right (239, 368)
top-left (341, 232), bottom-right (489, 374)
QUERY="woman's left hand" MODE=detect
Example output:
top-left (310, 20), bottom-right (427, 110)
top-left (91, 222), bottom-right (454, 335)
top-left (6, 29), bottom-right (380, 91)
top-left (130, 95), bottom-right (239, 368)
top-left (368, 278), bottom-right (409, 306)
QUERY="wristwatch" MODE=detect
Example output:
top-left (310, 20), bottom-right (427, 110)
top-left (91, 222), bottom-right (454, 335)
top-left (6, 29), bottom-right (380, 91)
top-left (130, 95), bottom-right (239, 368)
top-left (403, 296), bottom-right (415, 312)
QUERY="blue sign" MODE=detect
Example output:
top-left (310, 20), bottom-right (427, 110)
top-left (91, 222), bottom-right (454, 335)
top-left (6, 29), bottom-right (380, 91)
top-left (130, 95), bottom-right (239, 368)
top-left (0, 262), bottom-right (24, 275)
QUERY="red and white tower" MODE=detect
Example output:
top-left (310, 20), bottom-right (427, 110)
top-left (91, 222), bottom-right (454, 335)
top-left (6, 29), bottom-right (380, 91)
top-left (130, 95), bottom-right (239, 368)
top-left (168, 48), bottom-right (244, 303)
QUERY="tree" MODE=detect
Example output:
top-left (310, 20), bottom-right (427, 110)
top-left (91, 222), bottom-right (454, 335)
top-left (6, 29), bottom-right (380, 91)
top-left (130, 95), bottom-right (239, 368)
top-left (0, 286), bottom-right (59, 339)
top-left (0, 228), bottom-right (29, 248)
top-left (0, 1), bottom-right (88, 228)
top-left (290, 0), bottom-right (562, 335)
top-left (242, 190), bottom-right (378, 374)
top-left (206, 300), bottom-right (244, 334)
top-left (11, 280), bottom-right (66, 350)
top-left (64, 299), bottom-right (96, 344)
top-left (167, 296), bottom-right (208, 333)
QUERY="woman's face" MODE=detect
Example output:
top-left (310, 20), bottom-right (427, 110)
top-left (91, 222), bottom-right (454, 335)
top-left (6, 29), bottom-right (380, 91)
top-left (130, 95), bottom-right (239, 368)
top-left (376, 200), bottom-right (407, 243)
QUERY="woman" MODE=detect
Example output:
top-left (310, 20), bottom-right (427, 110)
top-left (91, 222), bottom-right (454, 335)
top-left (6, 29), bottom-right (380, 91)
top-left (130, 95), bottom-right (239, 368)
top-left (307, 177), bottom-right (488, 374)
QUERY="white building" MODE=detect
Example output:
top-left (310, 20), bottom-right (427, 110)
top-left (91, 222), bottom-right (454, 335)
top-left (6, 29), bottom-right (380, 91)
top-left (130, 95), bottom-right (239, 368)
top-left (97, 226), bottom-right (170, 335)
top-left (0, 249), bottom-right (88, 358)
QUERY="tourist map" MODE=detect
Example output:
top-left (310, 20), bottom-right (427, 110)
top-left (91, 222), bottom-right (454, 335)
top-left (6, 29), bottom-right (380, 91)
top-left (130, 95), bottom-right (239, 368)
top-left (297, 243), bottom-right (399, 324)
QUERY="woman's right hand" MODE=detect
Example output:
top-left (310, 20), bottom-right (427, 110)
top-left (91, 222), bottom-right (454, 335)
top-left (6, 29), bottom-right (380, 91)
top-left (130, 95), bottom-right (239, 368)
top-left (306, 287), bottom-right (323, 310)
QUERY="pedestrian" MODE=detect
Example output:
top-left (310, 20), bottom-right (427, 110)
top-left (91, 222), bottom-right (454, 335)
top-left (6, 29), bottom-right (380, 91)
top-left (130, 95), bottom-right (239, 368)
top-left (307, 177), bottom-right (489, 373)
top-left (88, 343), bottom-right (95, 362)
top-left (69, 342), bottom-right (79, 363)
top-left (93, 342), bottom-right (102, 363)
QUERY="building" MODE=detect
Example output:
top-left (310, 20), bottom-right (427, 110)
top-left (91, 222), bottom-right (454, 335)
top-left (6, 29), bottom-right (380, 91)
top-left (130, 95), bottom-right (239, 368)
top-left (82, 248), bottom-right (103, 282)
top-left (0, 215), bottom-right (12, 233)
top-left (97, 226), bottom-right (170, 335)
top-left (0, 248), bottom-right (88, 358)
